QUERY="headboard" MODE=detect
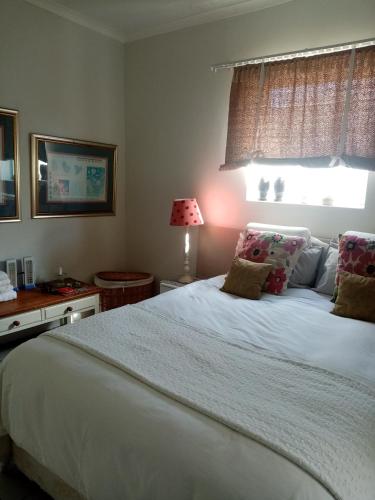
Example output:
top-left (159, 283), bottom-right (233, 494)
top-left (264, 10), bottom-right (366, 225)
top-left (196, 225), bottom-right (240, 278)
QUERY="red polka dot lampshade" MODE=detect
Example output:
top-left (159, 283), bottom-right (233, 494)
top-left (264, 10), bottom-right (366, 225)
top-left (169, 198), bottom-right (204, 226)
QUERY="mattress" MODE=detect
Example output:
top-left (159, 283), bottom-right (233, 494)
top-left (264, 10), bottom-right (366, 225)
top-left (0, 276), bottom-right (374, 500)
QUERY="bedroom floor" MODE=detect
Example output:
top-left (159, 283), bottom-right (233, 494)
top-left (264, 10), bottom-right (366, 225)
top-left (0, 464), bottom-right (51, 500)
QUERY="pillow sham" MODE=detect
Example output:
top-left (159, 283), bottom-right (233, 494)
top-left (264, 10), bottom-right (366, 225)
top-left (313, 246), bottom-right (339, 296)
top-left (334, 231), bottom-right (375, 299)
top-left (246, 223), bottom-right (311, 247)
top-left (221, 258), bottom-right (273, 300)
top-left (235, 229), bottom-right (306, 294)
top-left (336, 231), bottom-right (375, 279)
top-left (331, 271), bottom-right (375, 323)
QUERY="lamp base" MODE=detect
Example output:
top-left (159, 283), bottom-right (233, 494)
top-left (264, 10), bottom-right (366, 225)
top-left (178, 274), bottom-right (194, 284)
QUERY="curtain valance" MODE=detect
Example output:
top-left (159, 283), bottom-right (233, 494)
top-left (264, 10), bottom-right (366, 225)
top-left (221, 46), bottom-right (375, 171)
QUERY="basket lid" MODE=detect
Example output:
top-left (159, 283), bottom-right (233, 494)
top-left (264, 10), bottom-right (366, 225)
top-left (96, 271), bottom-right (152, 282)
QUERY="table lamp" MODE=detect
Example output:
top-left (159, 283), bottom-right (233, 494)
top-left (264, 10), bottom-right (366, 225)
top-left (170, 198), bottom-right (204, 284)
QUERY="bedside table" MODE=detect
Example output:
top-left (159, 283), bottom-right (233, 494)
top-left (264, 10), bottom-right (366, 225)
top-left (0, 283), bottom-right (100, 362)
top-left (159, 280), bottom-right (185, 294)
top-left (0, 284), bottom-right (100, 339)
top-left (159, 279), bottom-right (201, 294)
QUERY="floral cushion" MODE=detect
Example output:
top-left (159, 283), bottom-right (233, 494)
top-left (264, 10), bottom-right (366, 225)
top-left (335, 232), bottom-right (375, 291)
top-left (235, 230), bottom-right (307, 294)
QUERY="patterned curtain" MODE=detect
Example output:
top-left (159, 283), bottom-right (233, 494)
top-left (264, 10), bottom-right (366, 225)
top-left (221, 46), bottom-right (375, 171)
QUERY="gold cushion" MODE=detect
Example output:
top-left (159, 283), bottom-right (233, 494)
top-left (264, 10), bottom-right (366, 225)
top-left (331, 271), bottom-right (375, 323)
top-left (221, 258), bottom-right (273, 300)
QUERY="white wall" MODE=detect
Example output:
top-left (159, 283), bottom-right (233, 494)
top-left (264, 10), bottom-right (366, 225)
top-left (124, 0), bottom-right (375, 280)
top-left (0, 0), bottom-right (126, 282)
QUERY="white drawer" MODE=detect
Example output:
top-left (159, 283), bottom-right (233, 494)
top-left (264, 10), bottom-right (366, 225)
top-left (44, 295), bottom-right (97, 320)
top-left (0, 309), bottom-right (42, 335)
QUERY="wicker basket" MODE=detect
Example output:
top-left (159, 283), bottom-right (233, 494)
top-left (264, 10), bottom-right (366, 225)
top-left (94, 271), bottom-right (154, 311)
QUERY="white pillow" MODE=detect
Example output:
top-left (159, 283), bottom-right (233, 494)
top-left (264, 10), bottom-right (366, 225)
top-left (246, 223), bottom-right (311, 246)
top-left (289, 246), bottom-right (324, 288)
top-left (313, 246), bottom-right (339, 296)
top-left (310, 236), bottom-right (329, 248)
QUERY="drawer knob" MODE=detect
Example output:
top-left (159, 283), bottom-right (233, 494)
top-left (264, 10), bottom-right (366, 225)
top-left (66, 306), bottom-right (73, 313)
top-left (13, 320), bottom-right (20, 327)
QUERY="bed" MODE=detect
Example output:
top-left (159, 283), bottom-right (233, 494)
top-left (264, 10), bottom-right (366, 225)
top-left (0, 276), bottom-right (375, 500)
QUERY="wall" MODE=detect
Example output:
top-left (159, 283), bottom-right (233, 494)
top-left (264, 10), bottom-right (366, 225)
top-left (0, 0), bottom-right (126, 282)
top-left (124, 0), bottom-right (375, 280)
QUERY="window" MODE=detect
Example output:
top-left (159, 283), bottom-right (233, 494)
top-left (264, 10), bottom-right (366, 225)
top-left (244, 164), bottom-right (368, 209)
top-left (221, 46), bottom-right (375, 172)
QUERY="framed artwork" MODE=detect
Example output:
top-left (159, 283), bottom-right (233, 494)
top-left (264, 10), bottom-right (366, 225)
top-left (31, 134), bottom-right (117, 218)
top-left (0, 107), bottom-right (20, 222)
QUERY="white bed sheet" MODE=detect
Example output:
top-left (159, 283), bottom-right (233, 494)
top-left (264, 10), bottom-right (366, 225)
top-left (1, 277), bottom-right (374, 500)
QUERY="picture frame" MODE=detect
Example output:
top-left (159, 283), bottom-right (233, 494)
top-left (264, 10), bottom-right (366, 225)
top-left (0, 107), bottom-right (20, 223)
top-left (31, 134), bottom-right (117, 218)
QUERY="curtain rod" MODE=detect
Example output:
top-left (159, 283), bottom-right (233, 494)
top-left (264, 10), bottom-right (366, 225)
top-left (211, 37), bottom-right (375, 71)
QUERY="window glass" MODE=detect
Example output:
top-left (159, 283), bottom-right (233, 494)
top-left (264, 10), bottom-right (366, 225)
top-left (244, 165), bottom-right (368, 209)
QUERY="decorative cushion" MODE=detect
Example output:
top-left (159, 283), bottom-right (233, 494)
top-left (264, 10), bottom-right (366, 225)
top-left (289, 246), bottom-right (323, 288)
top-left (221, 258), bottom-right (273, 300)
top-left (313, 246), bottom-right (339, 296)
top-left (336, 231), bottom-right (375, 279)
top-left (334, 231), bottom-right (375, 300)
top-left (246, 223), bottom-right (311, 247)
top-left (331, 272), bottom-right (375, 323)
top-left (235, 230), bottom-right (306, 294)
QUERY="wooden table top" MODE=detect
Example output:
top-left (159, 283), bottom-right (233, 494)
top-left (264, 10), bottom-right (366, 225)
top-left (0, 284), bottom-right (100, 319)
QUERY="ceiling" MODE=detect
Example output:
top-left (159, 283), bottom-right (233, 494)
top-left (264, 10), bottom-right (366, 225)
top-left (25, 0), bottom-right (293, 43)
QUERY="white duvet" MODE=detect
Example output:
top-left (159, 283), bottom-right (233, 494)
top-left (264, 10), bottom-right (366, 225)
top-left (144, 277), bottom-right (375, 383)
top-left (1, 277), bottom-right (375, 500)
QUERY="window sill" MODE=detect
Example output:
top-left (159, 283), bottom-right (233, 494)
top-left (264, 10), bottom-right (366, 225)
top-left (246, 199), bottom-right (365, 210)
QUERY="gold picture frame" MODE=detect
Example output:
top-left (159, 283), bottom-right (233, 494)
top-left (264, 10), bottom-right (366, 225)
top-left (0, 107), bottom-right (21, 223)
top-left (31, 134), bottom-right (117, 219)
